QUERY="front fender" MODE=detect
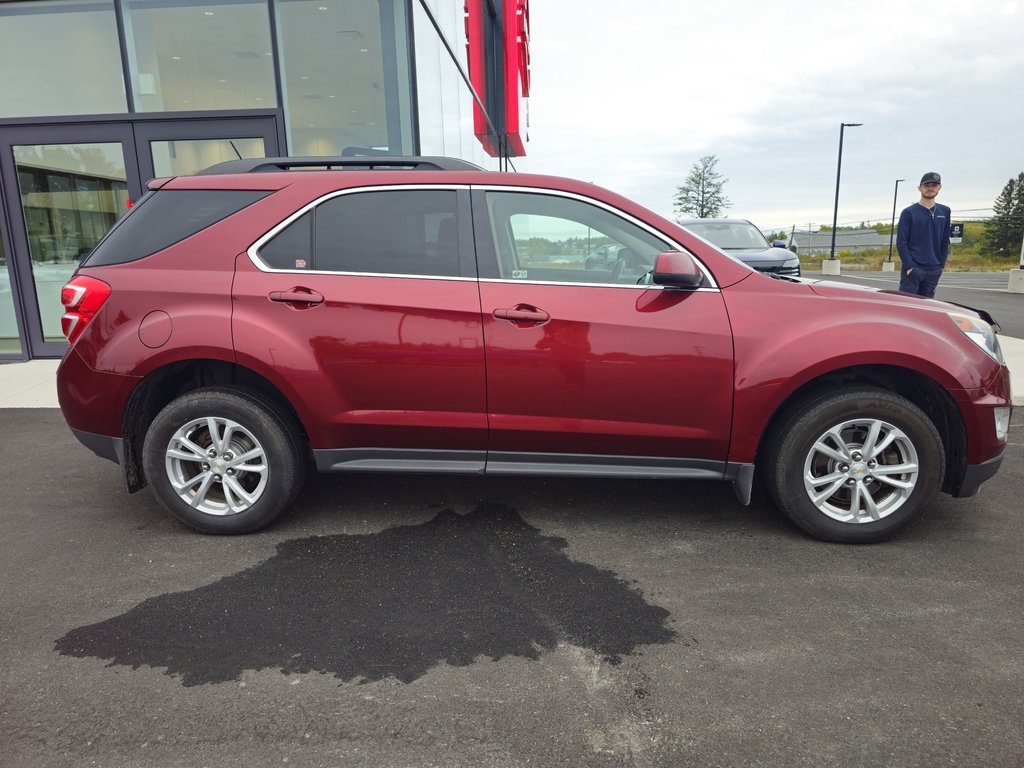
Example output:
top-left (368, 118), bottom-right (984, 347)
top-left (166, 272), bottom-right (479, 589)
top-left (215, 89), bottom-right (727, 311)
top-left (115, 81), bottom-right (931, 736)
top-left (722, 279), bottom-right (1004, 463)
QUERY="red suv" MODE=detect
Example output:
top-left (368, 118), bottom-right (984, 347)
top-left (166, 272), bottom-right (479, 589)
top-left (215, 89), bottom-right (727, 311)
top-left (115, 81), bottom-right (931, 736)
top-left (56, 157), bottom-right (1013, 543)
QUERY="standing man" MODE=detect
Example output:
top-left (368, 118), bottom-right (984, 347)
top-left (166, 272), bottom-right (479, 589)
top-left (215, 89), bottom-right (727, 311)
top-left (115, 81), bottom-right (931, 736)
top-left (896, 171), bottom-right (951, 298)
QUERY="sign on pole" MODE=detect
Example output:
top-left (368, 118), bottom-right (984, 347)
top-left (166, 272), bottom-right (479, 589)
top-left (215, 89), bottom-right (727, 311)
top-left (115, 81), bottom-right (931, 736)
top-left (949, 223), bottom-right (963, 244)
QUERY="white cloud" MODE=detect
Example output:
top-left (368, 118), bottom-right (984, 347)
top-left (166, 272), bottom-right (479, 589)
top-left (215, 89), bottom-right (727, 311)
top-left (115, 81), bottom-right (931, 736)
top-left (520, 1), bottom-right (1024, 229)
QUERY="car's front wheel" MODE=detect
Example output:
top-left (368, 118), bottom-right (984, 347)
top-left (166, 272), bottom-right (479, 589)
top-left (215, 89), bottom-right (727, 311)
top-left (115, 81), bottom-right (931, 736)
top-left (142, 388), bottom-right (306, 534)
top-left (765, 387), bottom-right (945, 543)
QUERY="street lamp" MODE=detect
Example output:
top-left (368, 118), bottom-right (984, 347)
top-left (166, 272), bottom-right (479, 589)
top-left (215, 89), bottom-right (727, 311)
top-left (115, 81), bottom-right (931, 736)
top-left (829, 122), bottom-right (862, 260)
top-left (887, 179), bottom-right (905, 263)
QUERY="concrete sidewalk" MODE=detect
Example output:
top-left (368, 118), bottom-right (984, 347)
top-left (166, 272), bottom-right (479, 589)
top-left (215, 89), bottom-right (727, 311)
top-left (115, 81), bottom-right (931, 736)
top-left (3, 337), bottom-right (1024, 407)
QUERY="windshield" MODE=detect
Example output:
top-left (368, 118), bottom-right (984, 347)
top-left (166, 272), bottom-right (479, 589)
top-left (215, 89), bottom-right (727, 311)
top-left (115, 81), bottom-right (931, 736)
top-left (683, 221), bottom-right (770, 250)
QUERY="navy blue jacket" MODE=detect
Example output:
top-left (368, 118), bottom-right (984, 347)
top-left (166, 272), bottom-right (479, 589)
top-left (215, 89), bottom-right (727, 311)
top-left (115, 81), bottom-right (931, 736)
top-left (896, 202), bottom-right (951, 270)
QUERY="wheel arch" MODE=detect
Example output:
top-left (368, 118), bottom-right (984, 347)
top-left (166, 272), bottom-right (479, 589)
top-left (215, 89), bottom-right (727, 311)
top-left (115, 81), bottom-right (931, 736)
top-left (120, 359), bottom-right (311, 493)
top-left (754, 365), bottom-right (967, 496)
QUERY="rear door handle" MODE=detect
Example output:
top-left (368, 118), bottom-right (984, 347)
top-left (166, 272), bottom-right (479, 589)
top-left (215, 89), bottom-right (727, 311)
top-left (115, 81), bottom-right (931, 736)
top-left (493, 306), bottom-right (550, 325)
top-left (269, 288), bottom-right (324, 305)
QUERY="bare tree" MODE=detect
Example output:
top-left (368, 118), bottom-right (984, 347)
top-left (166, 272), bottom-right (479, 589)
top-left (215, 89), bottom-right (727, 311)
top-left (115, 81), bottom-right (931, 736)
top-left (673, 155), bottom-right (731, 218)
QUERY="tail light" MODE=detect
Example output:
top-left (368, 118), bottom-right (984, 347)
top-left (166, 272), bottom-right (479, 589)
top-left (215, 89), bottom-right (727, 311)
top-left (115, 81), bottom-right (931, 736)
top-left (61, 276), bottom-right (111, 345)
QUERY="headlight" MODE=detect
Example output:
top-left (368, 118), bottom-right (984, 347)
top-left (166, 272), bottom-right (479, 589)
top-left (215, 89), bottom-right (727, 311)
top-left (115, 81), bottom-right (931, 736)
top-left (949, 312), bottom-right (1004, 364)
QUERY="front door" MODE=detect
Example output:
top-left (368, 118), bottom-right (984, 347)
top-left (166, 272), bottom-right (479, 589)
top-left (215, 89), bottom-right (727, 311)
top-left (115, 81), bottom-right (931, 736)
top-left (0, 116), bottom-right (280, 358)
top-left (472, 188), bottom-right (736, 473)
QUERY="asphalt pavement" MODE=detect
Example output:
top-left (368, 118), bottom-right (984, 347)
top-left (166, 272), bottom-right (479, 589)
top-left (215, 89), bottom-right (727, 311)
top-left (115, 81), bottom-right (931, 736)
top-left (1, 269), bottom-right (1022, 766)
top-left (1, 408), bottom-right (1022, 767)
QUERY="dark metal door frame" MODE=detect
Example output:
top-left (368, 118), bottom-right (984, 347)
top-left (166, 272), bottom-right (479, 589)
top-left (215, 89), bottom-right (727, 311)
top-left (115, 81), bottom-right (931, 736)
top-left (0, 114), bottom-right (282, 359)
top-left (0, 122), bottom-right (140, 360)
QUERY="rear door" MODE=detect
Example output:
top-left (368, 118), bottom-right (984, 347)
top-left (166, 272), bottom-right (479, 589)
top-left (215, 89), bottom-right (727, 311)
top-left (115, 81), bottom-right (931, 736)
top-left (473, 187), bottom-right (735, 476)
top-left (232, 185), bottom-right (488, 471)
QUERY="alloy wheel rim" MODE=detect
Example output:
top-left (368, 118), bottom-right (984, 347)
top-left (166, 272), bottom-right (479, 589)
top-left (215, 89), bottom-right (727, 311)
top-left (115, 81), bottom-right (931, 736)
top-left (802, 418), bottom-right (919, 524)
top-left (164, 417), bottom-right (268, 516)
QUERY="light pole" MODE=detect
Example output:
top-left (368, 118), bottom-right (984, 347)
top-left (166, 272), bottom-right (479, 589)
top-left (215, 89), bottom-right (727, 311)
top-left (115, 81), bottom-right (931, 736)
top-left (829, 122), bottom-right (862, 260)
top-left (887, 178), bottom-right (905, 263)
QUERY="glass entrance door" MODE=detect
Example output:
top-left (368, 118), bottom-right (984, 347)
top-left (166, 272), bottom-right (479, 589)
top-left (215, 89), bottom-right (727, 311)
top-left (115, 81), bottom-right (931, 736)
top-left (0, 116), bottom-right (280, 358)
top-left (0, 123), bottom-right (138, 358)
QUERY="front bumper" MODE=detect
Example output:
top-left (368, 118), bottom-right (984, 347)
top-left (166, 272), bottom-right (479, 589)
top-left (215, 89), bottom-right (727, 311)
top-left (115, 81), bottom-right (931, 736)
top-left (953, 451), bottom-right (1004, 498)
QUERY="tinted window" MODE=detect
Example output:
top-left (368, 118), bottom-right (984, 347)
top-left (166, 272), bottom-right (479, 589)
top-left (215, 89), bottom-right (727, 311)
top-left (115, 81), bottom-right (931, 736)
top-left (313, 190), bottom-right (461, 276)
top-left (484, 192), bottom-right (669, 285)
top-left (259, 212), bottom-right (312, 269)
top-left (85, 189), bottom-right (270, 266)
top-left (685, 221), bottom-right (769, 250)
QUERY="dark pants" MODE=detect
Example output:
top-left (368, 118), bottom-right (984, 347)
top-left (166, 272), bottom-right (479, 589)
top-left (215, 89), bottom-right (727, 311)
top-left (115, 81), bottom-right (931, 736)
top-left (899, 265), bottom-right (942, 298)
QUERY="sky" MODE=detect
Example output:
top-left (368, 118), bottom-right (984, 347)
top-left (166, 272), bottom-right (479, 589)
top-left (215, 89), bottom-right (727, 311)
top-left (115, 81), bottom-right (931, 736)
top-left (518, 0), bottom-right (1024, 234)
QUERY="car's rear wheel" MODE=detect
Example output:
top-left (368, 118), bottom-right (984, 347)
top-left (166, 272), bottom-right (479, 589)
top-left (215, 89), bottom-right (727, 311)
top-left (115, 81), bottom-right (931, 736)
top-left (765, 387), bottom-right (944, 543)
top-left (142, 388), bottom-right (306, 534)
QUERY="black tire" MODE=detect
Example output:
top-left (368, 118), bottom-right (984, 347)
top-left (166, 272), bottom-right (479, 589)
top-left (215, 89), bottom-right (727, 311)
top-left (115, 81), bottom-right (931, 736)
top-left (142, 388), bottom-right (307, 534)
top-left (764, 387), bottom-right (944, 543)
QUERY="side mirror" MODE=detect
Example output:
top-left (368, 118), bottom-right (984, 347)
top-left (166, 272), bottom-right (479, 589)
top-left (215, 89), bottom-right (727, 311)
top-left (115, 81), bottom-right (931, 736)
top-left (771, 240), bottom-right (787, 248)
top-left (652, 250), bottom-right (703, 289)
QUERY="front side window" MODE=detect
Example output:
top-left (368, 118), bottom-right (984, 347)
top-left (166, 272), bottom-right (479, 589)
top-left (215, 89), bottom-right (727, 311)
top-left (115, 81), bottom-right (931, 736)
top-left (484, 192), bottom-right (669, 285)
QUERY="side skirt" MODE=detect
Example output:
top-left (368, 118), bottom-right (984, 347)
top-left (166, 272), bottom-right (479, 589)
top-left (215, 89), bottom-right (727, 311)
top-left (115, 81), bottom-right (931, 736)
top-left (314, 449), bottom-right (753, 499)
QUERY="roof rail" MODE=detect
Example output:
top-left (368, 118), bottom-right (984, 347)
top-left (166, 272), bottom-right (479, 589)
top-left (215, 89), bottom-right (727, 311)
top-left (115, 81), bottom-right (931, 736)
top-left (198, 156), bottom-right (485, 175)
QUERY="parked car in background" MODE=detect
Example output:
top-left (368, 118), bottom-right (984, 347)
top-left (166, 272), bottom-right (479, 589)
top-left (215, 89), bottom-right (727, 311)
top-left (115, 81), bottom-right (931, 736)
top-left (57, 157), bottom-right (1010, 543)
top-left (677, 217), bottom-right (800, 276)
top-left (583, 243), bottom-right (624, 270)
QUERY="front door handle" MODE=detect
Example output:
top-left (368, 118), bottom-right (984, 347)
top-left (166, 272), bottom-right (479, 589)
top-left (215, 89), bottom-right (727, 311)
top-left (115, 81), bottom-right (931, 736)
top-left (493, 305), bottom-right (550, 325)
top-left (269, 288), bottom-right (324, 305)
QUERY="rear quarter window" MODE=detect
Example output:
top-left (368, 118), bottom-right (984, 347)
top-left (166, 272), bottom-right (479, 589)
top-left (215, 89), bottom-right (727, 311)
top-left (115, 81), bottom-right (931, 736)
top-left (83, 189), bottom-right (270, 266)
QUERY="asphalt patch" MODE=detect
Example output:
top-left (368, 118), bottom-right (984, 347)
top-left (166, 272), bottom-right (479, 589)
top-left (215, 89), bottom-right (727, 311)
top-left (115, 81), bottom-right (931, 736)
top-left (55, 503), bottom-right (676, 686)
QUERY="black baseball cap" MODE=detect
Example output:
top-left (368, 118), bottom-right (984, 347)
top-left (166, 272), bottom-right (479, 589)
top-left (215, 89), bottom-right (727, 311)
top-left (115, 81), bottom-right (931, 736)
top-left (920, 172), bottom-right (941, 185)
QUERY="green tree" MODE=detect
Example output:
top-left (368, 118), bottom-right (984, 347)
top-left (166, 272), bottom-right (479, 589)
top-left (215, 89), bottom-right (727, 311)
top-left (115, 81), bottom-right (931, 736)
top-left (982, 172), bottom-right (1024, 257)
top-left (673, 154), bottom-right (731, 218)
top-left (1015, 173), bottom-right (1024, 258)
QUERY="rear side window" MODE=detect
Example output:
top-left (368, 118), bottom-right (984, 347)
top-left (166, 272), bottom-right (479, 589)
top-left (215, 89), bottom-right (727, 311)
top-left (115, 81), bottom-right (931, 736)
top-left (255, 189), bottom-right (462, 277)
top-left (83, 189), bottom-right (270, 266)
top-left (259, 212), bottom-right (312, 270)
top-left (314, 190), bottom-right (461, 276)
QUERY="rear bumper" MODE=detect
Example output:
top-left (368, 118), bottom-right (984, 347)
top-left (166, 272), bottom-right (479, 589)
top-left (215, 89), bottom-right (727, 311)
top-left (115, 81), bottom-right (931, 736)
top-left (56, 346), bottom-right (140, 438)
top-left (70, 428), bottom-right (124, 465)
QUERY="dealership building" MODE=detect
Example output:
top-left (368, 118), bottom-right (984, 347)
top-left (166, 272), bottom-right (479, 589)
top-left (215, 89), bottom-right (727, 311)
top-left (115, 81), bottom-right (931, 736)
top-left (0, 0), bottom-right (529, 360)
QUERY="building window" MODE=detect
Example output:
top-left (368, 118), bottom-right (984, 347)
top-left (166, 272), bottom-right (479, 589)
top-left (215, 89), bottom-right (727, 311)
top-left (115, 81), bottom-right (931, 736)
top-left (275, 0), bottom-right (414, 156)
top-left (120, 0), bottom-right (277, 112)
top-left (0, 0), bottom-right (127, 118)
